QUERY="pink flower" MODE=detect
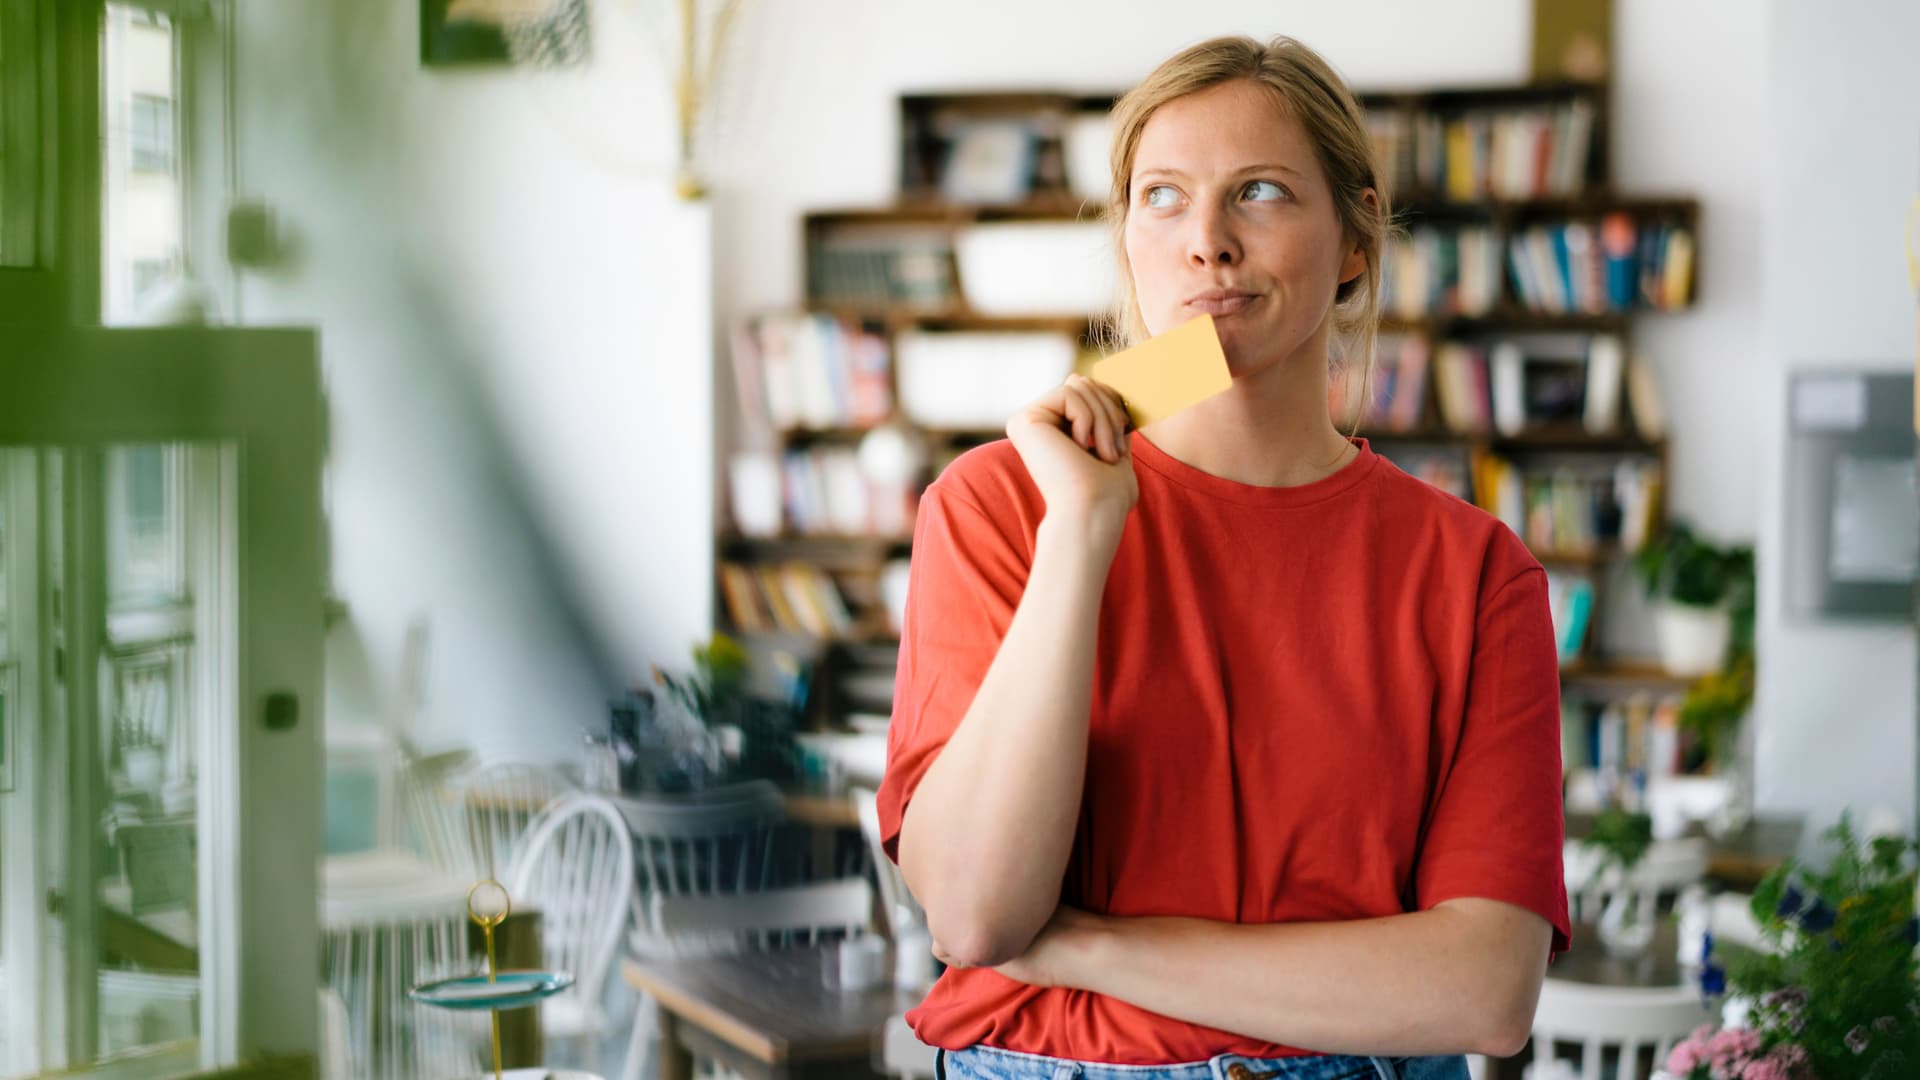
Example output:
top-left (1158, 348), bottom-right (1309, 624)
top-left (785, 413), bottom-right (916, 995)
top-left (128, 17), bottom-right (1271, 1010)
top-left (1665, 1041), bottom-right (1703, 1075)
top-left (1666, 1026), bottom-right (1717, 1077)
top-left (1709, 1027), bottom-right (1763, 1070)
top-left (1740, 1058), bottom-right (1789, 1080)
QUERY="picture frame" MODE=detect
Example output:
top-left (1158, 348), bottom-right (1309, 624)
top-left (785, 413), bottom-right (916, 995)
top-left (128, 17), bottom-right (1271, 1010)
top-left (420, 0), bottom-right (589, 67)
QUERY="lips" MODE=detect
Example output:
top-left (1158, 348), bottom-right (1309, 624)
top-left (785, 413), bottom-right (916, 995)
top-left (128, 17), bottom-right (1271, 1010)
top-left (1184, 288), bottom-right (1261, 316)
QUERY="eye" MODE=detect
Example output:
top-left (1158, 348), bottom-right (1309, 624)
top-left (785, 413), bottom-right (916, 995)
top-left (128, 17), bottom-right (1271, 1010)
top-left (1142, 184), bottom-right (1180, 208)
top-left (1241, 179), bottom-right (1289, 202)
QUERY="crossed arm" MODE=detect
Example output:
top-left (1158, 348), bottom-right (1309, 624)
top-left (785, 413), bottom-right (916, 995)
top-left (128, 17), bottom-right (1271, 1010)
top-left (939, 898), bottom-right (1552, 1058)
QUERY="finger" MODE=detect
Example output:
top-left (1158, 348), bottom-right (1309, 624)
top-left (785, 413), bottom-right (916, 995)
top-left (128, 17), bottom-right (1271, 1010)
top-left (1090, 381), bottom-right (1132, 453)
top-left (1064, 378), bottom-right (1115, 462)
top-left (1060, 382), bottom-right (1097, 452)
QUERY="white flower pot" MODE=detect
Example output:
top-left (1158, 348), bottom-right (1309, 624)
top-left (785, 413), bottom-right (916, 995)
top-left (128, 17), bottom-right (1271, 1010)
top-left (1655, 602), bottom-right (1731, 677)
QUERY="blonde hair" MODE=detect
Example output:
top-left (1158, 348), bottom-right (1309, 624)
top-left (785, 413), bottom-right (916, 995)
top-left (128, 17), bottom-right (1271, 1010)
top-left (1104, 35), bottom-right (1391, 394)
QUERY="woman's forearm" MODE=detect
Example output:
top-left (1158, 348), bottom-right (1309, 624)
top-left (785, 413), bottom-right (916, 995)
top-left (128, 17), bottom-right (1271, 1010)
top-left (898, 513), bottom-right (1122, 968)
top-left (1042, 899), bottom-right (1551, 1057)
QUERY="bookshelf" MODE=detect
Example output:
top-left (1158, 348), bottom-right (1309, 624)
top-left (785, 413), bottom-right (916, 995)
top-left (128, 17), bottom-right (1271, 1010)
top-left (720, 81), bottom-right (1703, 730)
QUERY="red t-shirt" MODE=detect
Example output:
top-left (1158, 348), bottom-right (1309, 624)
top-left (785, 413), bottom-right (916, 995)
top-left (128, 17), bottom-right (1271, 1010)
top-left (877, 433), bottom-right (1571, 1065)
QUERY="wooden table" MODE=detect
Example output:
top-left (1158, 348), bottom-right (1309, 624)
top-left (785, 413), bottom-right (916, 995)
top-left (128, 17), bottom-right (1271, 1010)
top-left (624, 946), bottom-right (919, 1080)
top-left (1550, 919), bottom-right (1685, 989)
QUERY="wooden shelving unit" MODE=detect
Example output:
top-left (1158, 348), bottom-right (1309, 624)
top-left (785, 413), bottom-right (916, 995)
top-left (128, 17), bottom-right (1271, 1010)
top-left (719, 81), bottom-right (1706, 728)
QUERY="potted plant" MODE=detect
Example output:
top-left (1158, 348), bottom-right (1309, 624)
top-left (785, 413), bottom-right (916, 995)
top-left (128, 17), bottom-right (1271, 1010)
top-left (1678, 652), bottom-right (1755, 777)
top-left (1634, 523), bottom-right (1756, 677)
top-left (651, 633), bottom-right (801, 789)
top-left (1580, 803), bottom-right (1658, 957)
top-left (1666, 815), bottom-right (1919, 1079)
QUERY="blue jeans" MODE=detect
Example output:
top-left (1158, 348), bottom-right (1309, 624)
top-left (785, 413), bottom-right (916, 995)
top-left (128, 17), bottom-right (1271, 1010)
top-left (938, 1044), bottom-right (1471, 1080)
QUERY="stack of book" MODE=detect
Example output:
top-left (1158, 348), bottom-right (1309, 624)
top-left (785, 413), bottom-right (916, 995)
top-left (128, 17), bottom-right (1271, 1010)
top-left (1366, 99), bottom-right (1597, 201)
top-left (779, 447), bottom-right (910, 537)
top-left (1383, 225), bottom-right (1504, 318)
top-left (1431, 333), bottom-right (1641, 437)
top-left (1330, 335), bottom-right (1431, 432)
top-left (718, 562), bottom-right (858, 639)
top-left (731, 314), bottom-right (894, 432)
top-left (805, 233), bottom-right (956, 311)
top-left (1506, 214), bottom-right (1695, 314)
top-left (1563, 696), bottom-right (1686, 778)
top-left (1470, 453), bottom-right (1664, 556)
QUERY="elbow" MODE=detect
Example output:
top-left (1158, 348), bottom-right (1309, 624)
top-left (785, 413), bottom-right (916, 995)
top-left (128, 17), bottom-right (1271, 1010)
top-left (1474, 1014), bottom-right (1535, 1060)
top-left (926, 910), bottom-right (1037, 970)
top-left (1472, 974), bottom-right (1545, 1058)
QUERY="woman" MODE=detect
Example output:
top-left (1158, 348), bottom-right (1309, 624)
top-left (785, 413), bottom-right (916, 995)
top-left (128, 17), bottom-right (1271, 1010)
top-left (877, 34), bottom-right (1570, 1080)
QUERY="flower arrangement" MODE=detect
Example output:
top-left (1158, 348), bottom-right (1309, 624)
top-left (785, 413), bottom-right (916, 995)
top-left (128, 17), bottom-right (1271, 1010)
top-left (652, 632), bottom-right (750, 726)
top-left (1667, 815), bottom-right (1920, 1080)
top-left (1581, 803), bottom-right (1654, 884)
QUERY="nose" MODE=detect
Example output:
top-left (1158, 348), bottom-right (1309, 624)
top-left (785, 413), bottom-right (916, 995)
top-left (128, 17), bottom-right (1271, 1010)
top-left (1186, 200), bottom-right (1242, 268)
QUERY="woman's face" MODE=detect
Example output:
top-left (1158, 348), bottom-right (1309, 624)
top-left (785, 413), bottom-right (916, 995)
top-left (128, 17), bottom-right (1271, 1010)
top-left (1122, 79), bottom-right (1366, 379)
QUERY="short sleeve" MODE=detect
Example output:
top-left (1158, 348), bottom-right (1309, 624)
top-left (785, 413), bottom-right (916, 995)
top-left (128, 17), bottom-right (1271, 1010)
top-left (875, 479), bottom-right (1035, 863)
top-left (1414, 565), bottom-right (1574, 958)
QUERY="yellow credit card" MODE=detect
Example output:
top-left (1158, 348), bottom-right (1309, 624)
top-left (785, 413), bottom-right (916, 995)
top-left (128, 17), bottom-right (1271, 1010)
top-left (1090, 314), bottom-right (1234, 428)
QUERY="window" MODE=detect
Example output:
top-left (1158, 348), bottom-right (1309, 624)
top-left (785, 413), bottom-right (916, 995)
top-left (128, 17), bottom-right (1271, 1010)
top-left (128, 94), bottom-right (171, 174)
top-left (103, 5), bottom-right (184, 323)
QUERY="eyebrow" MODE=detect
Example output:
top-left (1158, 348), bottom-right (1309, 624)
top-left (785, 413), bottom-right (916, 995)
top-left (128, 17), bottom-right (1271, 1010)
top-left (1135, 163), bottom-right (1307, 182)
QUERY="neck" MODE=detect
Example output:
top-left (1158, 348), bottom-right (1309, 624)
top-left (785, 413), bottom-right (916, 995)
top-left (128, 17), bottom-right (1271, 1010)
top-left (1143, 335), bottom-right (1358, 488)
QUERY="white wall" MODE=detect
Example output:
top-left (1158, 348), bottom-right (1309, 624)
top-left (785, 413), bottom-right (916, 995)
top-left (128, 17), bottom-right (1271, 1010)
top-left (214, 0), bottom-right (1918, 830)
top-left (711, 0), bottom-right (1906, 829)
top-left (223, 0), bottom-right (714, 761)
top-left (1754, 0), bottom-right (1919, 844)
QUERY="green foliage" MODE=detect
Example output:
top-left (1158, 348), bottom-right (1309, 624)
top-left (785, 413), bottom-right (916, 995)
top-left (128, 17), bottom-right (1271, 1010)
top-left (1636, 522), bottom-right (1757, 645)
top-left (653, 632), bottom-right (749, 726)
top-left (1580, 805), bottom-right (1653, 883)
top-left (1720, 815), bottom-right (1920, 1079)
top-left (1678, 653), bottom-right (1755, 771)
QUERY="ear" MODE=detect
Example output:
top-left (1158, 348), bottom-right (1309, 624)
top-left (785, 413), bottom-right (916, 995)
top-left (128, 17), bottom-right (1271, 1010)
top-left (1338, 187), bottom-right (1380, 285)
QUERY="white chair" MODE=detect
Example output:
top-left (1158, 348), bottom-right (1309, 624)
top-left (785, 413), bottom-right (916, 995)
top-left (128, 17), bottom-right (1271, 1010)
top-left (397, 747), bottom-right (480, 876)
top-left (648, 876), bottom-right (874, 946)
top-left (1565, 837), bottom-right (1710, 923)
top-left (507, 793), bottom-right (636, 1077)
top-left (611, 783), bottom-right (791, 1080)
top-left (1528, 980), bottom-right (1716, 1080)
top-left (465, 762), bottom-right (578, 877)
top-left (852, 789), bottom-right (939, 1080)
top-left (320, 851), bottom-right (482, 1079)
top-left (853, 787), bottom-right (925, 940)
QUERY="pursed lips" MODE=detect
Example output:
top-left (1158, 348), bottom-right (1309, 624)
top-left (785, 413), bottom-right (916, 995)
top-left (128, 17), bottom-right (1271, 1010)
top-left (1184, 288), bottom-right (1261, 316)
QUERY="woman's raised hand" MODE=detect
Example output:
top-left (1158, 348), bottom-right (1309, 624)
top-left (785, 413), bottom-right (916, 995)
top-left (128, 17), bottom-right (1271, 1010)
top-left (1005, 374), bottom-right (1139, 537)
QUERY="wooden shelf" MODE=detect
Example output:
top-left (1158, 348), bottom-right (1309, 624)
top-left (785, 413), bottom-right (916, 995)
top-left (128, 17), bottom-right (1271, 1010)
top-left (1364, 425), bottom-right (1662, 453)
top-left (1558, 660), bottom-right (1698, 693)
top-left (1532, 546), bottom-right (1629, 569)
top-left (800, 305), bottom-right (1100, 336)
top-left (1395, 192), bottom-right (1700, 220)
top-left (805, 197), bottom-right (1103, 228)
top-left (1382, 311), bottom-right (1635, 334)
top-left (720, 531), bottom-right (914, 552)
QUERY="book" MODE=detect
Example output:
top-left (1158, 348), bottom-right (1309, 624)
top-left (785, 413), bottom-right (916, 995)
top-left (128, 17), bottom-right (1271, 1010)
top-left (1491, 342), bottom-right (1527, 436)
top-left (1625, 348), bottom-right (1666, 439)
top-left (1661, 227), bottom-right (1695, 310)
top-left (1583, 334), bottom-right (1625, 433)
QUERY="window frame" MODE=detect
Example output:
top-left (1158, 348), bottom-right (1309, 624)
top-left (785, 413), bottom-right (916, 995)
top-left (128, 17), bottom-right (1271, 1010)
top-left (0, 326), bottom-right (325, 1079)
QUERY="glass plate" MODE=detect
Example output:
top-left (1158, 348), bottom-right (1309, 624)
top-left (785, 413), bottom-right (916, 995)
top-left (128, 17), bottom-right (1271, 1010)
top-left (409, 970), bottom-right (574, 1011)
